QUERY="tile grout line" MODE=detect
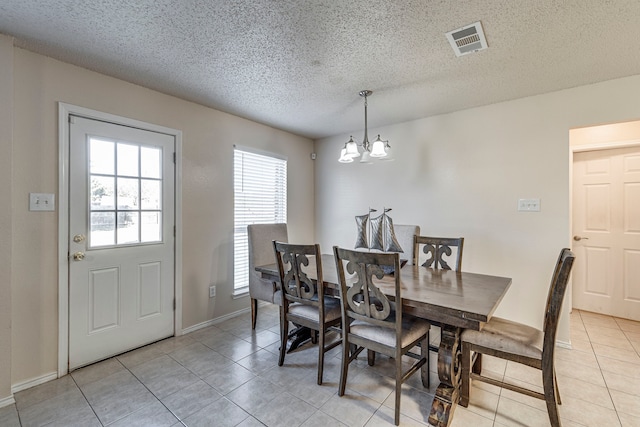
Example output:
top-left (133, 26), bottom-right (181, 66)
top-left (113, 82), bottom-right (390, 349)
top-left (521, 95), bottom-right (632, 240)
top-left (577, 309), bottom-right (626, 427)
top-left (68, 373), bottom-right (105, 426)
top-left (81, 357), bottom-right (153, 426)
top-left (111, 354), bottom-right (187, 426)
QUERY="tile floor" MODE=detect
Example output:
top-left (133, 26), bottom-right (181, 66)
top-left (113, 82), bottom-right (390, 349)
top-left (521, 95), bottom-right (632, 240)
top-left (1, 306), bottom-right (640, 426)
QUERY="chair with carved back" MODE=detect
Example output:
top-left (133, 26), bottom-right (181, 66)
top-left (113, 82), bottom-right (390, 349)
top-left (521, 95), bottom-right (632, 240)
top-left (460, 248), bottom-right (575, 427)
top-left (247, 223), bottom-right (288, 329)
top-left (365, 224), bottom-right (420, 367)
top-left (333, 247), bottom-right (430, 426)
top-left (273, 241), bottom-right (342, 385)
top-left (413, 236), bottom-right (464, 354)
top-left (413, 236), bottom-right (464, 271)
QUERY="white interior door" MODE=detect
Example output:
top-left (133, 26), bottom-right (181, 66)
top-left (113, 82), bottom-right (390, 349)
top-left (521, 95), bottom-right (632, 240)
top-left (69, 115), bottom-right (175, 370)
top-left (572, 146), bottom-right (640, 321)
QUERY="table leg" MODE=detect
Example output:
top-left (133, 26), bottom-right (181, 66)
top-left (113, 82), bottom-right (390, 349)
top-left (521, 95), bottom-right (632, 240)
top-left (286, 325), bottom-right (312, 353)
top-left (427, 325), bottom-right (462, 427)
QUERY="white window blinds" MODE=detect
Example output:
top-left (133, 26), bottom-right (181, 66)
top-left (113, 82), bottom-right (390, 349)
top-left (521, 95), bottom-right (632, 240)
top-left (234, 148), bottom-right (287, 291)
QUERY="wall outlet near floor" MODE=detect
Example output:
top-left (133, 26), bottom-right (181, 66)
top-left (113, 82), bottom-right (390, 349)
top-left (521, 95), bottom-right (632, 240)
top-left (209, 285), bottom-right (216, 298)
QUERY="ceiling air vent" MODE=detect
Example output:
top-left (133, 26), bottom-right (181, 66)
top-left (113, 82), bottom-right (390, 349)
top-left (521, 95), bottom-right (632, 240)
top-left (446, 21), bottom-right (488, 57)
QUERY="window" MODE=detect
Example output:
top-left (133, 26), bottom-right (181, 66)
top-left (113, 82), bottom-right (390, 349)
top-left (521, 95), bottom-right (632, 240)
top-left (233, 147), bottom-right (287, 291)
top-left (89, 138), bottom-right (163, 247)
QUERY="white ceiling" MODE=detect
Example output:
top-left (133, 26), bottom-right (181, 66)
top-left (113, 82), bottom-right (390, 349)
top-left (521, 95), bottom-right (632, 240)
top-left (1, 1), bottom-right (640, 139)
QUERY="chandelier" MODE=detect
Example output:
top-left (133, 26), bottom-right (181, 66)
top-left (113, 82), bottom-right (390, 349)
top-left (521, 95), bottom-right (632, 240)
top-left (338, 90), bottom-right (391, 163)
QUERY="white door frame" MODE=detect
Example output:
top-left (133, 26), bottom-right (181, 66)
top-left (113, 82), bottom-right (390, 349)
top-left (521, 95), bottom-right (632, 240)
top-left (569, 137), bottom-right (640, 314)
top-left (57, 103), bottom-right (183, 377)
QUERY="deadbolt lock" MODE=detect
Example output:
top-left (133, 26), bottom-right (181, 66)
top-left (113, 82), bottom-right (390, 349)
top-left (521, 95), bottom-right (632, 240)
top-left (73, 234), bottom-right (86, 243)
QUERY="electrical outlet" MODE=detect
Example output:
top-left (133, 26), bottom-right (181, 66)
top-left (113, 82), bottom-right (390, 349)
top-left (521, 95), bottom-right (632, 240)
top-left (517, 198), bottom-right (541, 212)
top-left (209, 285), bottom-right (216, 298)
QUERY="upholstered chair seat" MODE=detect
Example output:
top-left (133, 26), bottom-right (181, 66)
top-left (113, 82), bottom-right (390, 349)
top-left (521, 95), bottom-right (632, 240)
top-left (288, 297), bottom-right (341, 323)
top-left (350, 317), bottom-right (430, 348)
top-left (461, 317), bottom-right (544, 360)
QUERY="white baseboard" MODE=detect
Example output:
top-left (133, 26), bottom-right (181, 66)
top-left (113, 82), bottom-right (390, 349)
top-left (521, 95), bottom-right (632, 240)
top-left (0, 395), bottom-right (15, 408)
top-left (11, 371), bottom-right (58, 394)
top-left (181, 305), bottom-right (253, 335)
top-left (9, 306), bottom-right (262, 396)
top-left (556, 339), bottom-right (572, 349)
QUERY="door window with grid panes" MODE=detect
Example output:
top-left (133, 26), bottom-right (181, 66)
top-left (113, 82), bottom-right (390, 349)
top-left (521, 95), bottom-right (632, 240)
top-left (89, 138), bottom-right (163, 247)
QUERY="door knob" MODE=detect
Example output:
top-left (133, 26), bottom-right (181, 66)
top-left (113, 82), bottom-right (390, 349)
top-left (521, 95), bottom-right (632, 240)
top-left (573, 236), bottom-right (589, 241)
top-left (73, 234), bottom-right (86, 243)
top-left (73, 252), bottom-right (85, 261)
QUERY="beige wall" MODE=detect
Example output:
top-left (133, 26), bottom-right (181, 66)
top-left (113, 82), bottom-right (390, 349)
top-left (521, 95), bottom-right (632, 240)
top-left (314, 75), bottom-right (640, 343)
top-left (0, 34), bottom-right (14, 403)
top-left (8, 46), bottom-right (314, 388)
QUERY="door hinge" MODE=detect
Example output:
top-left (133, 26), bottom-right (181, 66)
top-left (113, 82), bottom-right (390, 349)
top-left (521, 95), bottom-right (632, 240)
top-left (69, 115), bottom-right (76, 124)
top-left (174, 225), bottom-right (176, 237)
top-left (173, 152), bottom-right (176, 164)
top-left (173, 298), bottom-right (176, 310)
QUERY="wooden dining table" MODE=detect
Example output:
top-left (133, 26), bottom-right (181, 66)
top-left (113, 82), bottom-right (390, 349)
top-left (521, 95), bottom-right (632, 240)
top-left (256, 253), bottom-right (512, 427)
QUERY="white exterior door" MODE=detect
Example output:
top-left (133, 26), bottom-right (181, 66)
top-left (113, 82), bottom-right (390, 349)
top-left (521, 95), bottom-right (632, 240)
top-left (572, 146), bottom-right (640, 321)
top-left (69, 116), bottom-right (175, 370)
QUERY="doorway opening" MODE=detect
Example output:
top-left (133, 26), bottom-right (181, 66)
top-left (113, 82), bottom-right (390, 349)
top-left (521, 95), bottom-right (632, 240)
top-left (570, 119), bottom-right (640, 321)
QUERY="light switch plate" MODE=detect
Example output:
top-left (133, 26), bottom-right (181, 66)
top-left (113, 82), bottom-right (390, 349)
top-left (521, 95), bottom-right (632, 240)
top-left (517, 198), bottom-right (540, 212)
top-left (29, 193), bottom-right (55, 211)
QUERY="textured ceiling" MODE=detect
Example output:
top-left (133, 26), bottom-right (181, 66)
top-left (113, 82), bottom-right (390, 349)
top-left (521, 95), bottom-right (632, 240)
top-left (1, 1), bottom-right (640, 139)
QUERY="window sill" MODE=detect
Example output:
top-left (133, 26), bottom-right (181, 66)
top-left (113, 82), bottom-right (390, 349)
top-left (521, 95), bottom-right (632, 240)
top-left (232, 288), bottom-right (249, 299)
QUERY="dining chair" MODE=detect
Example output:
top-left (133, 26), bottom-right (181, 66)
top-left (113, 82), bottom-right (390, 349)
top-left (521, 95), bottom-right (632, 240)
top-left (364, 224), bottom-right (421, 367)
top-left (273, 241), bottom-right (342, 385)
top-left (413, 236), bottom-right (464, 271)
top-left (391, 224), bottom-right (420, 265)
top-left (460, 248), bottom-right (575, 427)
top-left (413, 235), bottom-right (464, 354)
top-left (247, 223), bottom-right (288, 329)
top-left (333, 246), bottom-right (430, 426)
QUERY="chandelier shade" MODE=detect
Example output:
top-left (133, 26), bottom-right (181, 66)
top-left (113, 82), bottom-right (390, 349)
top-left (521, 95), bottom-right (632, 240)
top-left (370, 135), bottom-right (387, 157)
top-left (344, 136), bottom-right (360, 158)
top-left (338, 147), bottom-right (353, 163)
